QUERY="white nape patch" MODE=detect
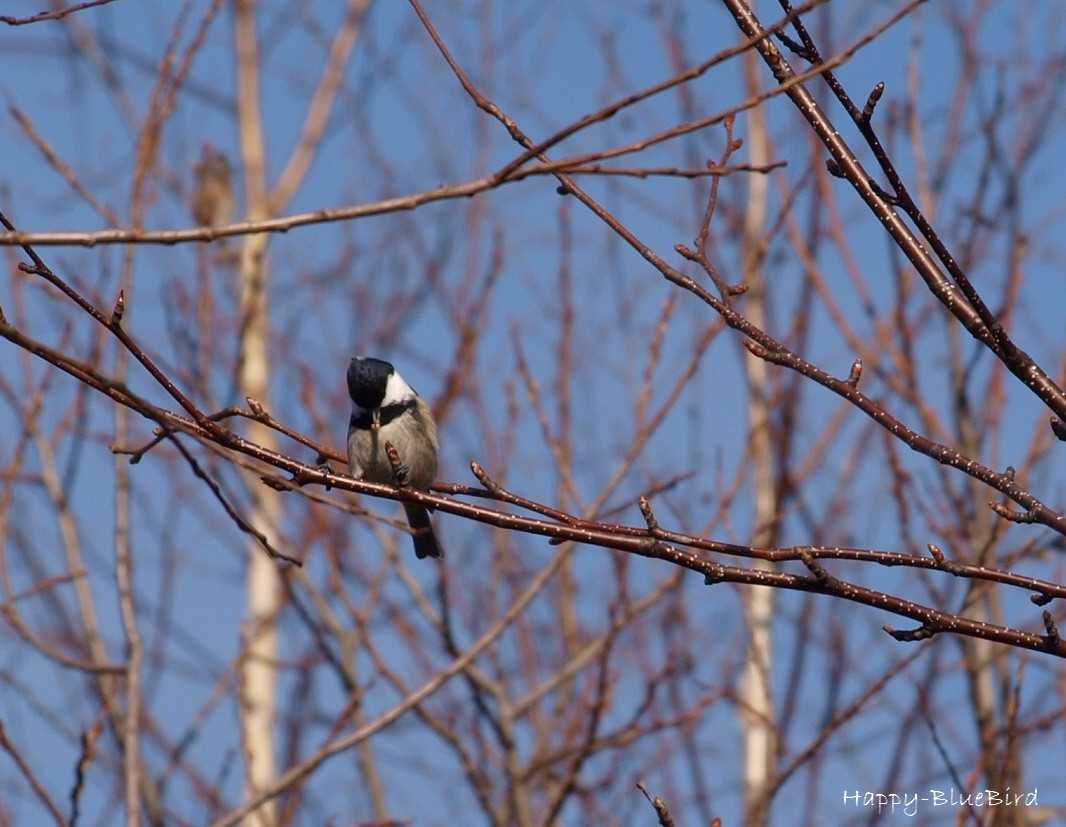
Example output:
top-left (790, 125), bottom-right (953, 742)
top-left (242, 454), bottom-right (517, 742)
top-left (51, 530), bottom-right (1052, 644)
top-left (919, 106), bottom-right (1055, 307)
top-left (382, 370), bottom-right (416, 406)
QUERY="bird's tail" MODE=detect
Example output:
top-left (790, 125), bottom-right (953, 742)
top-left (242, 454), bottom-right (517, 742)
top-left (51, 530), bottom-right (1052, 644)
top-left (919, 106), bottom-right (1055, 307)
top-left (403, 503), bottom-right (443, 559)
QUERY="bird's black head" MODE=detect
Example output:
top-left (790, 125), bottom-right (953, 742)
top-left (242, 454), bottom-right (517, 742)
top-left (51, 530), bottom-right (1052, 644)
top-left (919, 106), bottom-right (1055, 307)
top-left (347, 357), bottom-right (394, 409)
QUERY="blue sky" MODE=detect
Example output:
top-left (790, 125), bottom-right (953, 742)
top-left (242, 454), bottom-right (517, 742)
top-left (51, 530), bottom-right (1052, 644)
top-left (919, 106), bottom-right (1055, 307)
top-left (1, 1), bottom-right (1065, 824)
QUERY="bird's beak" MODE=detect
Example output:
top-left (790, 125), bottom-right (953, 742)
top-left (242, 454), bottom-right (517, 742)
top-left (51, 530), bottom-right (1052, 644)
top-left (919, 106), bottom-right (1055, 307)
top-left (371, 408), bottom-right (380, 431)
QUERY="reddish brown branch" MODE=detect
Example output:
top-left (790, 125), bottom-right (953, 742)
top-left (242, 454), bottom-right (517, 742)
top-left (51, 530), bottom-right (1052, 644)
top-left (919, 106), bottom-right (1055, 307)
top-left (727, 0), bottom-right (1066, 424)
top-left (636, 782), bottom-right (677, 827)
top-left (0, 721), bottom-right (69, 826)
top-left (1, 0), bottom-right (118, 26)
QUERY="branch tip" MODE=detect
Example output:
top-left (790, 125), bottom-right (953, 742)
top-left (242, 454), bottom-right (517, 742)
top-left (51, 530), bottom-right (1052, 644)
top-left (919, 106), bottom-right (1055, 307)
top-left (928, 543), bottom-right (960, 575)
top-left (470, 460), bottom-right (502, 495)
top-left (742, 338), bottom-right (771, 359)
top-left (260, 475), bottom-right (290, 492)
top-left (637, 496), bottom-right (659, 531)
top-left (774, 30), bottom-right (814, 62)
top-left (703, 565), bottom-right (725, 586)
top-left (674, 243), bottom-right (698, 262)
top-left (799, 549), bottom-right (830, 583)
top-left (246, 396), bottom-right (266, 417)
top-left (846, 357), bottom-right (863, 387)
top-left (861, 81), bottom-right (885, 123)
top-left (636, 781), bottom-right (676, 827)
top-left (110, 290), bottom-right (125, 326)
top-left (1042, 610), bottom-right (1060, 647)
top-left (989, 501), bottom-right (1037, 524)
top-left (883, 623), bottom-right (935, 643)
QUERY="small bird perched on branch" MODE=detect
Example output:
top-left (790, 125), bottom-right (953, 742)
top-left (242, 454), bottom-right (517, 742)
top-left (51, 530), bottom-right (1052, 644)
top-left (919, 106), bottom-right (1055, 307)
top-left (346, 357), bottom-right (443, 559)
top-left (190, 143), bottom-right (234, 228)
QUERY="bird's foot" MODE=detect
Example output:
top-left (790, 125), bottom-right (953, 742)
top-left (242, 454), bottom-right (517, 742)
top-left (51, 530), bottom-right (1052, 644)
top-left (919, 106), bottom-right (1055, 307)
top-left (383, 442), bottom-right (411, 486)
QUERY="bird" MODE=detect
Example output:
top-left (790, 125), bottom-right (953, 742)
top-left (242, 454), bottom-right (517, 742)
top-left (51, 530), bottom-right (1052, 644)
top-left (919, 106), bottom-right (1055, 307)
top-left (346, 357), bottom-right (443, 559)
top-left (190, 143), bottom-right (235, 228)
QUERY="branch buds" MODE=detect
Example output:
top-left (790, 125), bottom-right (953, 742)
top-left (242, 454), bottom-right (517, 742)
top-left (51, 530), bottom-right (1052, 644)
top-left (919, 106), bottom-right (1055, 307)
top-left (1043, 610), bottom-right (1060, 647)
top-left (861, 82), bottom-right (885, 125)
top-left (674, 243), bottom-right (699, 262)
top-left (883, 623), bottom-right (935, 643)
top-left (742, 338), bottom-right (771, 360)
top-left (110, 290), bottom-right (126, 326)
top-left (846, 358), bottom-right (863, 387)
top-left (638, 495), bottom-right (659, 531)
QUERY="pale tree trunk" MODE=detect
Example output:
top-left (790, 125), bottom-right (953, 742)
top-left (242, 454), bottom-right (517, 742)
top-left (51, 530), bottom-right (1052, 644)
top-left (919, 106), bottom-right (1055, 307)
top-left (235, 1), bottom-right (279, 823)
top-left (115, 333), bottom-right (143, 827)
top-left (739, 47), bottom-right (777, 827)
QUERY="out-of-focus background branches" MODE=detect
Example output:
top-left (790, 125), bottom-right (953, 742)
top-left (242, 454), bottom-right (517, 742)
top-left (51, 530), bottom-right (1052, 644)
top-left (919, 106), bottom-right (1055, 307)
top-left (0, 1), bottom-right (1064, 825)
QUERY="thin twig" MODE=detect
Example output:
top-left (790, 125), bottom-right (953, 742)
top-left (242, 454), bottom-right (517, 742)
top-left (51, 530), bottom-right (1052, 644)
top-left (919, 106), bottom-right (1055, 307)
top-left (636, 782), bottom-right (676, 827)
top-left (1, 0), bottom-right (118, 26)
top-left (0, 721), bottom-right (69, 826)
